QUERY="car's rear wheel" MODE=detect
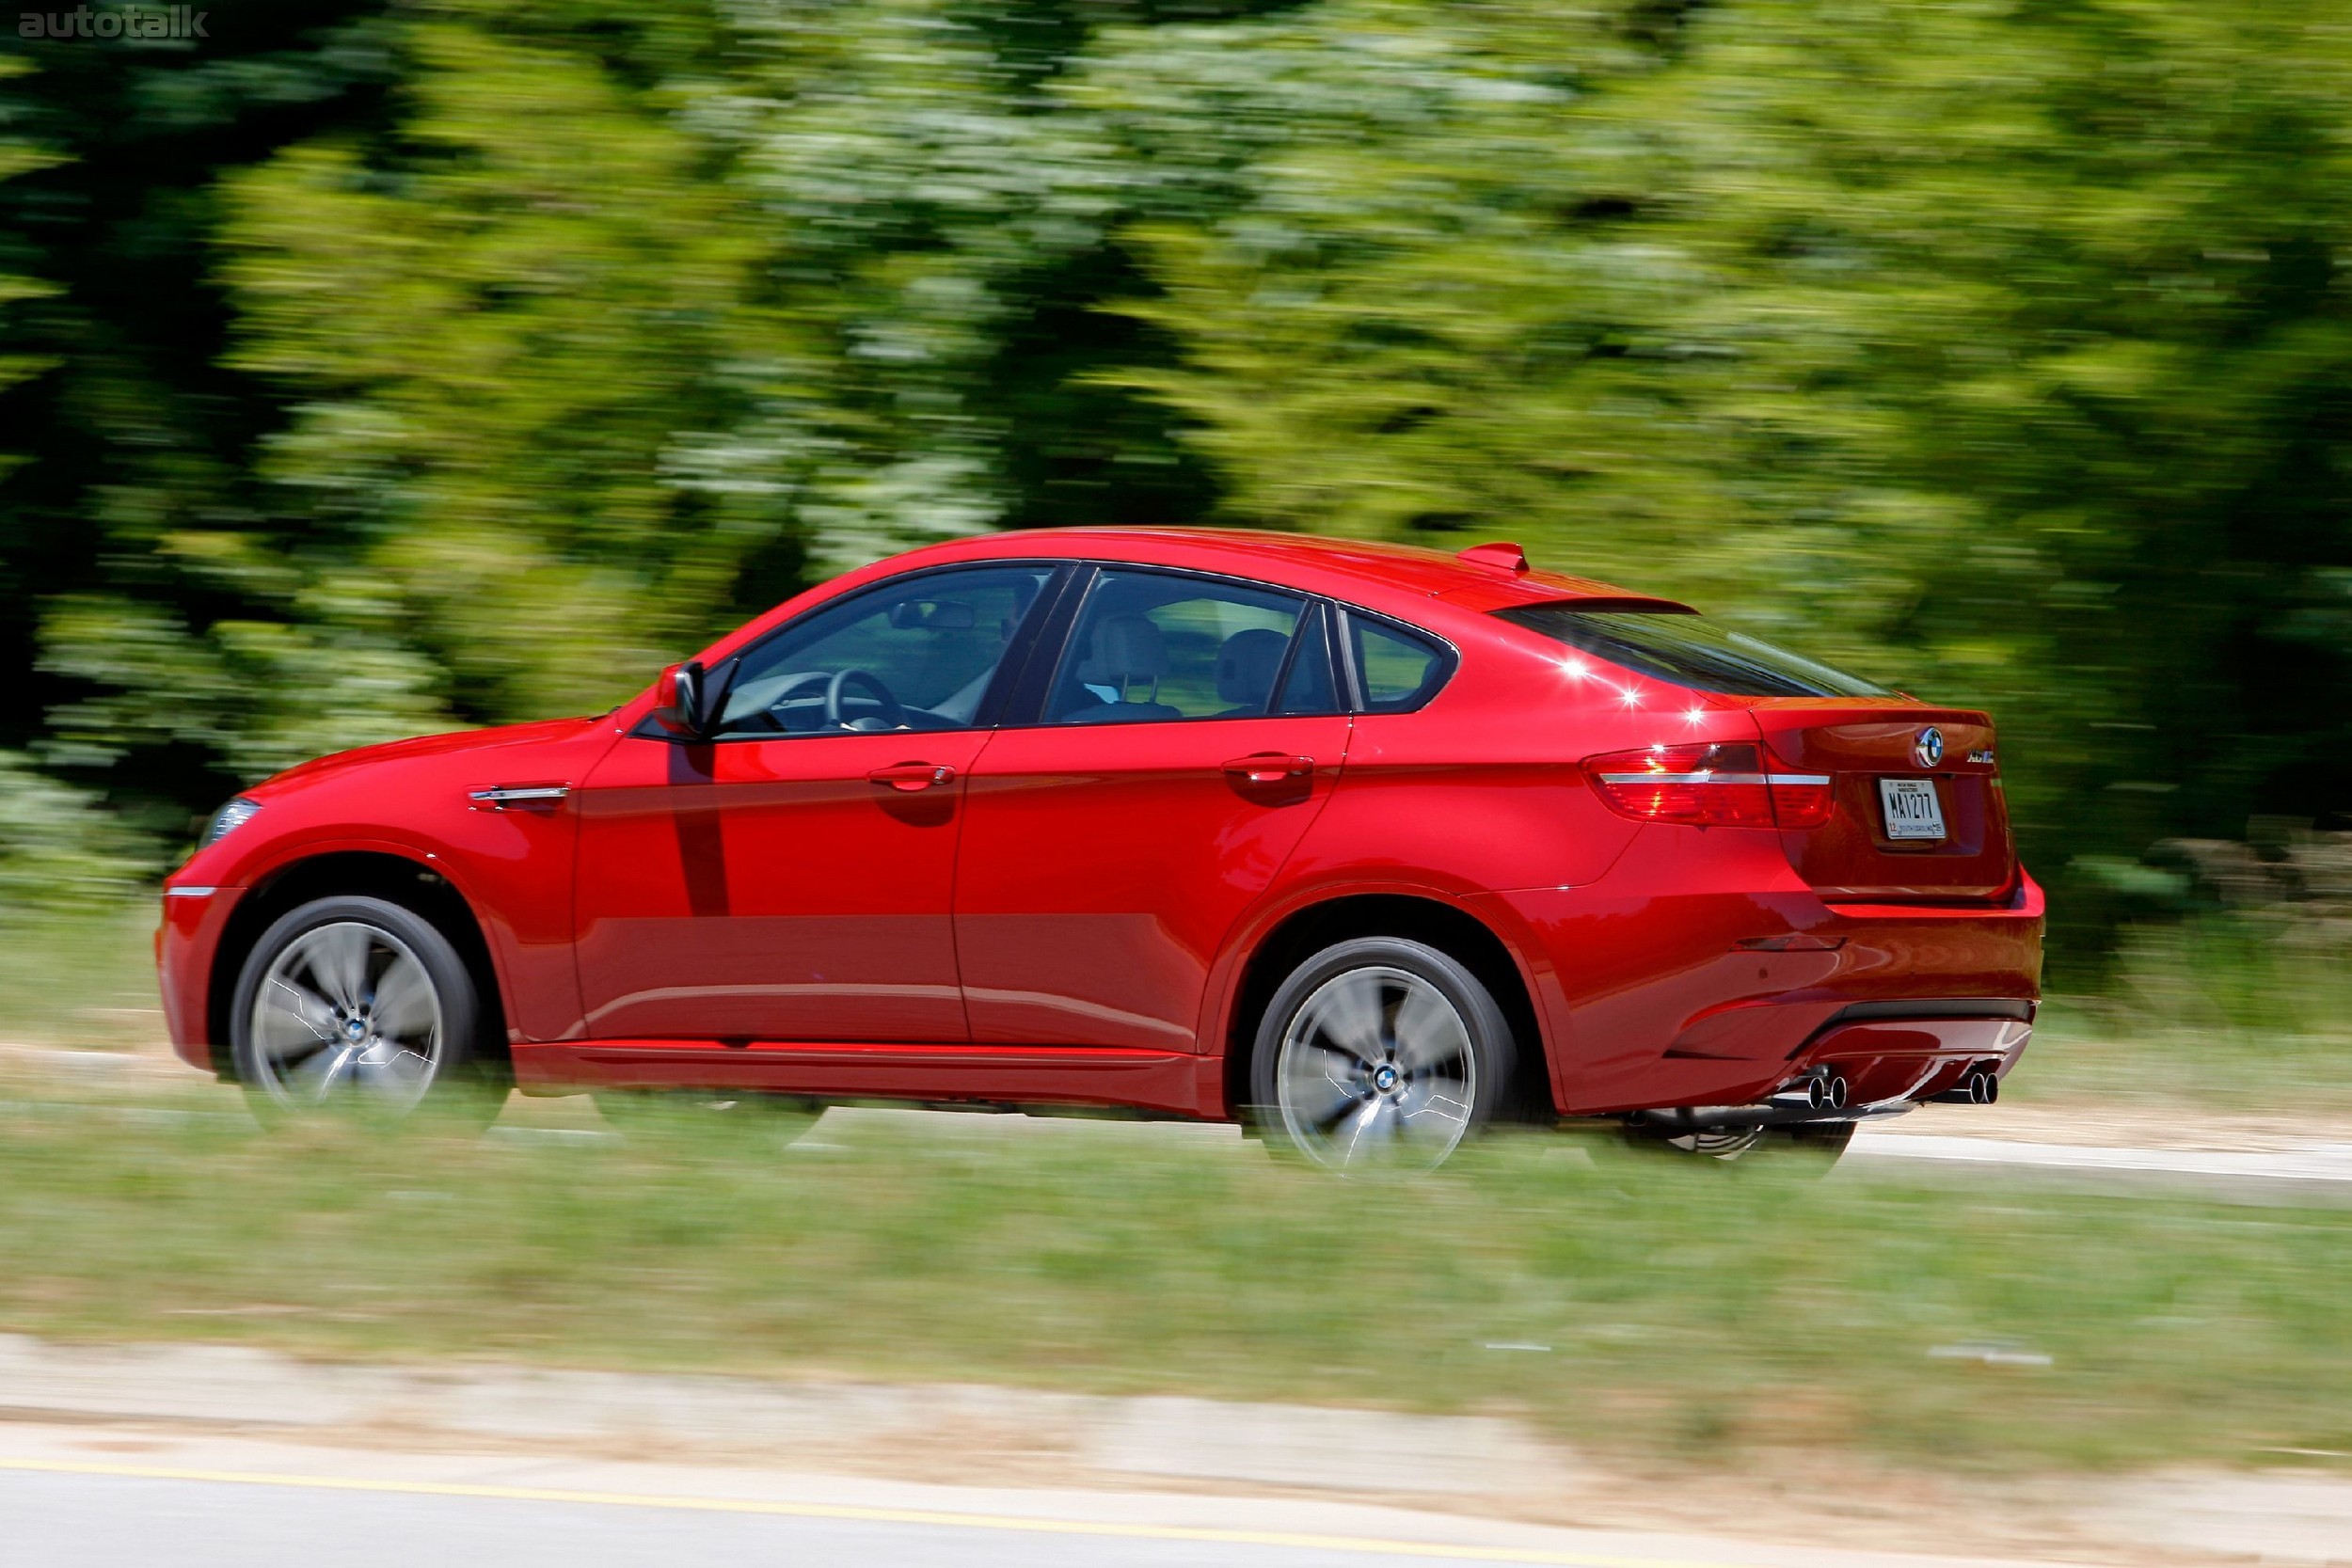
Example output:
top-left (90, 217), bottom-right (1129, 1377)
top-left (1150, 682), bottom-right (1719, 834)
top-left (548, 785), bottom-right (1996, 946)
top-left (1252, 937), bottom-right (1514, 1173)
top-left (594, 1089), bottom-right (823, 1147)
top-left (230, 895), bottom-right (504, 1127)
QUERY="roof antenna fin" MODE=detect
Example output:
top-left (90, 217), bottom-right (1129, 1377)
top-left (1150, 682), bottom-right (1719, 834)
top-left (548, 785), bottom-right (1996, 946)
top-left (1456, 541), bottom-right (1529, 574)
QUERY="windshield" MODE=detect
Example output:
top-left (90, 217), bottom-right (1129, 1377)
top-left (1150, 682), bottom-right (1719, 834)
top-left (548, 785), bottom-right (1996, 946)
top-left (1494, 605), bottom-right (1892, 699)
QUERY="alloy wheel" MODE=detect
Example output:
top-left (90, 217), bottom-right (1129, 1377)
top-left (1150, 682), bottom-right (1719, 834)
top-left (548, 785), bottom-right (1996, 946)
top-left (1661, 1126), bottom-right (1765, 1159)
top-left (1274, 964), bottom-right (1478, 1171)
top-left (247, 920), bottom-right (445, 1114)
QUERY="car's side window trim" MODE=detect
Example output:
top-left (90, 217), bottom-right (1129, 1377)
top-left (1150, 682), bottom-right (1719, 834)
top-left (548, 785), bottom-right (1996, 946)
top-left (1336, 606), bottom-right (1459, 715)
top-left (1256, 600), bottom-right (1314, 720)
top-left (1336, 607), bottom-right (1366, 713)
top-left (1270, 598), bottom-right (1346, 719)
top-left (968, 560), bottom-right (1079, 730)
top-left (639, 559), bottom-right (1073, 744)
top-left (985, 562), bottom-right (1095, 730)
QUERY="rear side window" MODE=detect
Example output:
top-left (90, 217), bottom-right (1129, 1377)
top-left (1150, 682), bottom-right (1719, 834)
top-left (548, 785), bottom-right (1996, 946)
top-left (1495, 605), bottom-right (1889, 699)
top-left (1345, 613), bottom-right (1453, 713)
top-left (1045, 569), bottom-right (1322, 725)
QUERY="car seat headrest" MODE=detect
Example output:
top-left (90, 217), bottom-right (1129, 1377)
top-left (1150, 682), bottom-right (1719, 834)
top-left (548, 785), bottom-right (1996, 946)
top-left (1079, 613), bottom-right (1169, 689)
top-left (1216, 627), bottom-right (1290, 709)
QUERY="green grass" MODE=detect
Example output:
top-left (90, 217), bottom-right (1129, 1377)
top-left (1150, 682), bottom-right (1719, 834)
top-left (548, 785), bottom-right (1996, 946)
top-left (0, 907), bottom-right (162, 1048)
top-left (2021, 913), bottom-right (2352, 1113)
top-left (0, 1100), bottom-right (2345, 1476)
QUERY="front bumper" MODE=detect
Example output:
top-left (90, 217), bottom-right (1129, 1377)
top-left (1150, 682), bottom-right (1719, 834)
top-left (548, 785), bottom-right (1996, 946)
top-left (156, 885), bottom-right (243, 1073)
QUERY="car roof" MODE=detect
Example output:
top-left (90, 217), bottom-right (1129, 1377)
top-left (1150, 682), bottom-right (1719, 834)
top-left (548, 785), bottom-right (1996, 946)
top-left (906, 527), bottom-right (1691, 618)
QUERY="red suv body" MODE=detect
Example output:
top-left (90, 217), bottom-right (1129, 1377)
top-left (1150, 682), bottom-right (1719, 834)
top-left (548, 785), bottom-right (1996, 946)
top-left (158, 529), bottom-right (2041, 1157)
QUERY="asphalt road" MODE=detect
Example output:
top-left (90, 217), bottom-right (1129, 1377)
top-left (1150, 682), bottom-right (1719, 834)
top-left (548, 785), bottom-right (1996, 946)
top-left (7, 1466), bottom-right (1452, 1568)
top-left (0, 1448), bottom-right (2099, 1568)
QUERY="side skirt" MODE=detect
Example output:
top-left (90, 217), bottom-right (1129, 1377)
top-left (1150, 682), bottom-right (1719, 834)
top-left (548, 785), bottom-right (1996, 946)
top-left (511, 1039), bottom-right (1211, 1118)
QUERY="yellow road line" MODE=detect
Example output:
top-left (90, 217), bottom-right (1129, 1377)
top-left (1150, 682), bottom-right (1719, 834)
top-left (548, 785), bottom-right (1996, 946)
top-left (0, 1454), bottom-right (1744, 1568)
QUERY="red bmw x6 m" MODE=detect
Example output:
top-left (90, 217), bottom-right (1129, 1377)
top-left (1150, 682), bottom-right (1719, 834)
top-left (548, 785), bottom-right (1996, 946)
top-left (158, 529), bottom-right (2041, 1169)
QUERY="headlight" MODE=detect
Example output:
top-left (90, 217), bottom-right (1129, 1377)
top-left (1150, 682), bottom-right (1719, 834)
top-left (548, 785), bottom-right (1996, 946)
top-left (202, 797), bottom-right (262, 848)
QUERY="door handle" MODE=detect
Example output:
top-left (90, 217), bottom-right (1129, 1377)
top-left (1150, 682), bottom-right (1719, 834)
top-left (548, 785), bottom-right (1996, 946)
top-left (1222, 753), bottom-right (1316, 785)
top-left (868, 762), bottom-right (957, 792)
top-left (469, 784), bottom-right (572, 810)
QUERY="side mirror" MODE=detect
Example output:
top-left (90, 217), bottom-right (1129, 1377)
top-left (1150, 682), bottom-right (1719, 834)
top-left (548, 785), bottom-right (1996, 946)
top-left (649, 660), bottom-right (708, 739)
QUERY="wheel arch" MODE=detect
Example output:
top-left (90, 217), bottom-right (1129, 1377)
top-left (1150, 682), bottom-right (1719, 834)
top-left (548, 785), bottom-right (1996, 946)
top-left (1218, 891), bottom-right (1553, 1122)
top-left (206, 850), bottom-right (510, 1078)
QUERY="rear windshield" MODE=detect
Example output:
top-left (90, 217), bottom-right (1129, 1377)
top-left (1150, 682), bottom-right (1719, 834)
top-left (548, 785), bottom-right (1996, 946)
top-left (1494, 606), bottom-right (1891, 699)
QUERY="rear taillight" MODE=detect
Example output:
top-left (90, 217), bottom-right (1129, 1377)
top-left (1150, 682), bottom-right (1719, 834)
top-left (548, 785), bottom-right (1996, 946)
top-left (1765, 766), bottom-right (1835, 830)
top-left (1585, 742), bottom-right (1834, 830)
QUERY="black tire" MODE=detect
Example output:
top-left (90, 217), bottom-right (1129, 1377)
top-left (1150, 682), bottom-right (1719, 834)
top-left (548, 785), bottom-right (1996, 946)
top-left (1249, 937), bottom-right (1516, 1172)
top-left (594, 1089), bottom-right (823, 1148)
top-left (230, 895), bottom-right (505, 1129)
top-left (1610, 1117), bottom-right (1855, 1173)
top-left (1781, 1121), bottom-right (1858, 1161)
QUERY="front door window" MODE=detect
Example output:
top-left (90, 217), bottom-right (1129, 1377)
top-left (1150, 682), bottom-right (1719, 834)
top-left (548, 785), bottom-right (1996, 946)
top-left (714, 564), bottom-right (1054, 737)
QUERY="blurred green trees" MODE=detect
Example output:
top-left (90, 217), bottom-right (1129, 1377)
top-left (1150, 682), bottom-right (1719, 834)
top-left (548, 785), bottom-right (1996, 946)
top-left (1095, 0), bottom-right (2352, 943)
top-left (1, 0), bottom-right (407, 843)
top-left (3, 0), bottom-right (2348, 961)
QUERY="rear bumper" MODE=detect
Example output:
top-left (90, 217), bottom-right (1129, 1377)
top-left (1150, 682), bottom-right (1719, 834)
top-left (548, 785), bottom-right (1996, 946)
top-left (1792, 1008), bottom-right (2033, 1107)
top-left (1478, 834), bottom-right (2043, 1116)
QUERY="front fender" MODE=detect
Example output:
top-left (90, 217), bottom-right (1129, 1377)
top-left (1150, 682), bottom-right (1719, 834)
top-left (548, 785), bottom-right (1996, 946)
top-left (168, 719), bottom-right (625, 1046)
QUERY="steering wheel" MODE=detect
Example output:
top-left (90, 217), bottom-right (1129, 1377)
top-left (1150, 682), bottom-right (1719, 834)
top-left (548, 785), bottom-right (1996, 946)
top-left (723, 669), bottom-right (832, 735)
top-left (825, 668), bottom-right (905, 731)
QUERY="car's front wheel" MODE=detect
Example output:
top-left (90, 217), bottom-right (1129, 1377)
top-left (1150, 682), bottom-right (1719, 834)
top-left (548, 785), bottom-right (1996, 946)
top-left (1252, 937), bottom-right (1516, 1173)
top-left (230, 895), bottom-right (503, 1126)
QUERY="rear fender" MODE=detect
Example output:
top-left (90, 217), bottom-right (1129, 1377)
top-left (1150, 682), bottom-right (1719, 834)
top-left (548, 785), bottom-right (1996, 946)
top-left (1200, 872), bottom-right (1564, 1120)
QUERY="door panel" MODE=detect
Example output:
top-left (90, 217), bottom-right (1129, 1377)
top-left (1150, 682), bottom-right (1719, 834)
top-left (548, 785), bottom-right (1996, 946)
top-left (954, 717), bottom-right (1350, 1050)
top-left (570, 561), bottom-right (1055, 1045)
top-left (574, 732), bottom-right (990, 1040)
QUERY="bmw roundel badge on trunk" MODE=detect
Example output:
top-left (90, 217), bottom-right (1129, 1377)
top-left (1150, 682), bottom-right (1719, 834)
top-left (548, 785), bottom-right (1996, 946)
top-left (1913, 726), bottom-right (1946, 768)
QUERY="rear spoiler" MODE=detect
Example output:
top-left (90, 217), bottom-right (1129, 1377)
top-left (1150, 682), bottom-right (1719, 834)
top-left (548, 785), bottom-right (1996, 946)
top-left (1442, 586), bottom-right (1697, 615)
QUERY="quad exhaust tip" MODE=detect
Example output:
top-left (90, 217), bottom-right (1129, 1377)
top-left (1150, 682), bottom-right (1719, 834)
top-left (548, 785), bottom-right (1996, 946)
top-left (1770, 1069), bottom-right (1849, 1114)
top-left (1929, 1065), bottom-right (2001, 1105)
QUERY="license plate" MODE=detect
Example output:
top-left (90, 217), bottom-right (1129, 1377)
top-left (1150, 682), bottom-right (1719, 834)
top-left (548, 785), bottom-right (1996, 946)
top-left (1878, 777), bottom-right (1947, 840)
